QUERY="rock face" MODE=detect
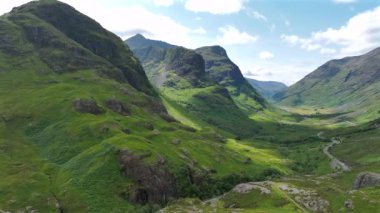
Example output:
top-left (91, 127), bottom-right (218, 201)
top-left (10, 0), bottom-right (155, 95)
top-left (352, 172), bottom-right (380, 189)
top-left (73, 98), bottom-right (104, 115)
top-left (118, 150), bottom-right (177, 204)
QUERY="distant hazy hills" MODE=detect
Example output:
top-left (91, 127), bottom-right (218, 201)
top-left (246, 78), bottom-right (287, 101)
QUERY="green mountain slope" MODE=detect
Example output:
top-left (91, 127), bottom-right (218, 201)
top-left (0, 1), bottom-right (290, 212)
top-left (275, 48), bottom-right (380, 122)
top-left (195, 46), bottom-right (267, 113)
top-left (125, 35), bottom-right (262, 137)
top-left (246, 78), bottom-right (287, 102)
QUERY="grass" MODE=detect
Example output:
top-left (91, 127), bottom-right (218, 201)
top-left (2, 1), bottom-right (380, 212)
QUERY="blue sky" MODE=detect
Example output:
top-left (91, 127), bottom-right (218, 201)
top-left (1, 0), bottom-right (380, 85)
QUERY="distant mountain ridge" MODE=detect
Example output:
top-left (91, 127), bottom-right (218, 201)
top-left (126, 34), bottom-right (267, 113)
top-left (127, 33), bottom-right (175, 50)
top-left (125, 34), bottom-right (262, 137)
top-left (246, 78), bottom-right (287, 101)
top-left (276, 47), bottom-right (380, 121)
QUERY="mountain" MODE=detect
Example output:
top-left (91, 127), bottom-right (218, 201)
top-left (0, 1), bottom-right (288, 211)
top-left (195, 46), bottom-right (267, 113)
top-left (246, 78), bottom-right (287, 101)
top-left (125, 35), bottom-right (261, 137)
top-left (275, 47), bottom-right (380, 121)
top-left (126, 33), bottom-right (174, 50)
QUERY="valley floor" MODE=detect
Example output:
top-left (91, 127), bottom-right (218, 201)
top-left (161, 106), bottom-right (380, 212)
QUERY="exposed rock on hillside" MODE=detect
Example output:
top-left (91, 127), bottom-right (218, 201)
top-left (73, 98), bottom-right (104, 115)
top-left (352, 172), bottom-right (380, 189)
top-left (118, 150), bottom-right (177, 204)
top-left (105, 99), bottom-right (130, 116)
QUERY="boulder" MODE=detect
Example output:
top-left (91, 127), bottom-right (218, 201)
top-left (105, 99), bottom-right (130, 116)
top-left (352, 172), bottom-right (380, 189)
top-left (122, 128), bottom-right (131, 134)
top-left (73, 98), bottom-right (104, 115)
top-left (243, 157), bottom-right (252, 164)
top-left (144, 122), bottom-right (154, 131)
top-left (344, 199), bottom-right (354, 210)
top-left (172, 139), bottom-right (181, 145)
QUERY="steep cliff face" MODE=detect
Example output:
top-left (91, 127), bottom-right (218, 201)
top-left (196, 46), bottom-right (267, 113)
top-left (9, 0), bottom-right (155, 95)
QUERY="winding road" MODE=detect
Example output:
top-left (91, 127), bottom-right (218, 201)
top-left (318, 132), bottom-right (350, 172)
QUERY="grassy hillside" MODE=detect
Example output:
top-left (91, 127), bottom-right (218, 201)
top-left (2, 1), bottom-right (380, 213)
top-left (247, 78), bottom-right (287, 102)
top-left (0, 1), bottom-right (291, 212)
top-left (276, 48), bottom-right (380, 123)
top-left (125, 36), bottom-right (261, 138)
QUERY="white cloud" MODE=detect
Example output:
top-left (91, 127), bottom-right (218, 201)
top-left (0, 0), bottom-right (30, 15)
top-left (240, 61), bottom-right (320, 85)
top-left (259, 51), bottom-right (275, 60)
top-left (185, 0), bottom-right (245, 15)
top-left (285, 20), bottom-right (291, 27)
top-left (281, 6), bottom-right (380, 56)
top-left (333, 0), bottom-right (356, 4)
top-left (280, 35), bottom-right (321, 51)
top-left (216, 25), bottom-right (258, 45)
top-left (192, 27), bottom-right (207, 35)
top-left (153, 0), bottom-right (174, 7)
top-left (320, 48), bottom-right (337, 55)
top-left (246, 9), bottom-right (268, 22)
top-left (0, 0), bottom-right (209, 48)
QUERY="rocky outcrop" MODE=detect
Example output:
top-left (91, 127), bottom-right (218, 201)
top-left (352, 172), bottom-right (380, 189)
top-left (279, 184), bottom-right (330, 212)
top-left (232, 182), bottom-right (272, 194)
top-left (118, 150), bottom-right (176, 204)
top-left (73, 98), bottom-right (104, 115)
top-left (105, 99), bottom-right (130, 116)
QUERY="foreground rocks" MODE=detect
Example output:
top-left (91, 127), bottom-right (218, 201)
top-left (352, 172), bottom-right (380, 189)
top-left (279, 184), bottom-right (329, 213)
top-left (118, 150), bottom-right (176, 204)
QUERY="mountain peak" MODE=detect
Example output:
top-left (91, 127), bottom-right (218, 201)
top-left (197, 45), bottom-right (227, 57)
top-left (135, 33), bottom-right (146, 39)
top-left (126, 34), bottom-right (174, 50)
